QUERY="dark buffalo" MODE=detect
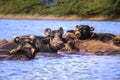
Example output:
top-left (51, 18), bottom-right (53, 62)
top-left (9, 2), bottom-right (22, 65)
top-left (0, 27), bottom-right (65, 60)
top-left (44, 27), bottom-right (65, 51)
top-left (0, 36), bottom-right (37, 60)
top-left (74, 25), bottom-right (95, 40)
top-left (74, 25), bottom-right (115, 42)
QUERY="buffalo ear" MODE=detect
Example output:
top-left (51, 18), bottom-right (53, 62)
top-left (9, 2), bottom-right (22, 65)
top-left (29, 35), bottom-right (36, 44)
top-left (13, 36), bottom-right (21, 44)
top-left (90, 26), bottom-right (95, 31)
top-left (44, 28), bottom-right (51, 37)
top-left (59, 27), bottom-right (64, 35)
top-left (75, 25), bottom-right (80, 31)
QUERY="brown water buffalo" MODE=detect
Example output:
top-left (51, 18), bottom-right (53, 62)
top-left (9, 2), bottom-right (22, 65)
top-left (60, 39), bottom-right (120, 55)
top-left (112, 35), bottom-right (120, 46)
top-left (62, 30), bottom-right (78, 52)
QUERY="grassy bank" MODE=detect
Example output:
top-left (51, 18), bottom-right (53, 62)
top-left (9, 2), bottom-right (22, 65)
top-left (0, 14), bottom-right (120, 21)
top-left (0, 0), bottom-right (120, 21)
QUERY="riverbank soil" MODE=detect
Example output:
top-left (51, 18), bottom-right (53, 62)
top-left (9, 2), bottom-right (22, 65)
top-left (0, 14), bottom-right (120, 21)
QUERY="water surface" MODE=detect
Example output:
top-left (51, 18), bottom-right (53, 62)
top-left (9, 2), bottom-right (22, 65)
top-left (0, 19), bottom-right (120, 80)
top-left (0, 19), bottom-right (120, 40)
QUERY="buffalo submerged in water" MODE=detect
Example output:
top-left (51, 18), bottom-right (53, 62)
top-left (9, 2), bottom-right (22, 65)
top-left (1, 25), bottom-right (120, 60)
top-left (61, 25), bottom-right (120, 55)
top-left (0, 27), bottom-right (65, 60)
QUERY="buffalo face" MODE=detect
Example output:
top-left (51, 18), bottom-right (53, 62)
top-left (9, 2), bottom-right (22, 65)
top-left (10, 35), bottom-right (39, 59)
top-left (75, 25), bottom-right (95, 40)
top-left (44, 27), bottom-right (65, 51)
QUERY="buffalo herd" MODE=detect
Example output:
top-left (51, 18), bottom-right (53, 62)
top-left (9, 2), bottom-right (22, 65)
top-left (0, 25), bottom-right (120, 60)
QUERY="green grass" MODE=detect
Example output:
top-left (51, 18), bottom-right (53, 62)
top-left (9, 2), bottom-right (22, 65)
top-left (0, 0), bottom-right (120, 18)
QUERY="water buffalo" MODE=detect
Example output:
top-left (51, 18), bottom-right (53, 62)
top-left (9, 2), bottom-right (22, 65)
top-left (0, 36), bottom-right (37, 60)
top-left (62, 25), bottom-right (94, 52)
top-left (59, 39), bottom-right (120, 55)
top-left (62, 25), bottom-right (95, 52)
top-left (64, 25), bottom-right (116, 43)
top-left (0, 27), bottom-right (65, 60)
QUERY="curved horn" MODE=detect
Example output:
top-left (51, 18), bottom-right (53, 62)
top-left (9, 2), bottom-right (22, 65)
top-left (29, 35), bottom-right (36, 43)
top-left (12, 36), bottom-right (21, 44)
top-left (90, 26), bottom-right (95, 31)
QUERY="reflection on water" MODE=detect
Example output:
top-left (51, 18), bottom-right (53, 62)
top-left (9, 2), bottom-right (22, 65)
top-left (0, 55), bottom-right (120, 80)
top-left (0, 19), bottom-right (120, 80)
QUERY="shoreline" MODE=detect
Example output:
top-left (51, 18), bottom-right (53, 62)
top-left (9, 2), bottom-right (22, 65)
top-left (0, 14), bottom-right (120, 21)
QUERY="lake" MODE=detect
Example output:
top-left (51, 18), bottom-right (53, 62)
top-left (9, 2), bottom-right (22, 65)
top-left (0, 19), bottom-right (120, 80)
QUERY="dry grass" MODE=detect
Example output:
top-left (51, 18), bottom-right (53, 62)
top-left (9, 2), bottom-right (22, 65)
top-left (0, 14), bottom-right (120, 21)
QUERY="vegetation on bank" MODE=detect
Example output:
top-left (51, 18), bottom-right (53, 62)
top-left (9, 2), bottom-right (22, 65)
top-left (0, 0), bottom-right (120, 20)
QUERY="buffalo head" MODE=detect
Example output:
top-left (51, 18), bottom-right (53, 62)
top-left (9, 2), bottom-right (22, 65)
top-left (75, 25), bottom-right (95, 40)
top-left (10, 35), bottom-right (39, 59)
top-left (44, 27), bottom-right (65, 51)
